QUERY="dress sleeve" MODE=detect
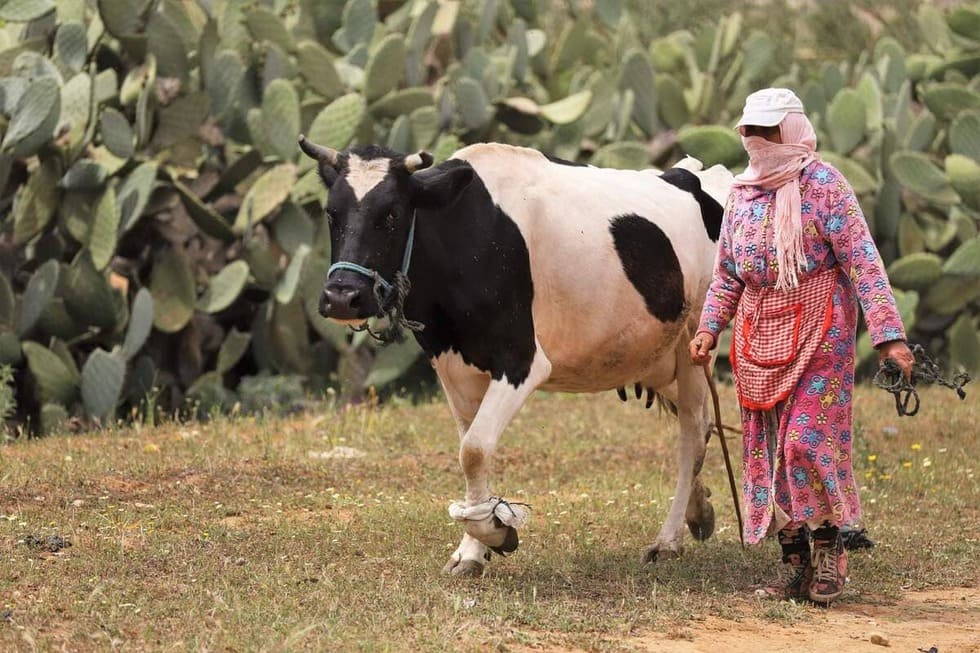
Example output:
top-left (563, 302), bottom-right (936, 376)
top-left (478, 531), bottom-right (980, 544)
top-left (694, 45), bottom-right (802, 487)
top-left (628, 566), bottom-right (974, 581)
top-left (697, 194), bottom-right (745, 343)
top-left (820, 168), bottom-right (907, 346)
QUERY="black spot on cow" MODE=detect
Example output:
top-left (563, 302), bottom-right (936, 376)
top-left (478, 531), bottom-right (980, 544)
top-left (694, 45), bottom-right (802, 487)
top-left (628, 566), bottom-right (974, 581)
top-left (404, 165), bottom-right (537, 388)
top-left (543, 153), bottom-right (589, 167)
top-left (609, 214), bottom-right (686, 323)
top-left (659, 168), bottom-right (723, 241)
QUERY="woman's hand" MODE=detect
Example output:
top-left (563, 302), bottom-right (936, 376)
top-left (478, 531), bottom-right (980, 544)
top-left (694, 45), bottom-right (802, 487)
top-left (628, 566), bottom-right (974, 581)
top-left (689, 332), bottom-right (715, 366)
top-left (877, 340), bottom-right (914, 382)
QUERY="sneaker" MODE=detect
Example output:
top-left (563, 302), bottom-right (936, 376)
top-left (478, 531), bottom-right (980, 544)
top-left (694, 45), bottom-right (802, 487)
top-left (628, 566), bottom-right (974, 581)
top-left (760, 550), bottom-right (813, 600)
top-left (809, 529), bottom-right (848, 605)
top-left (759, 527), bottom-right (812, 601)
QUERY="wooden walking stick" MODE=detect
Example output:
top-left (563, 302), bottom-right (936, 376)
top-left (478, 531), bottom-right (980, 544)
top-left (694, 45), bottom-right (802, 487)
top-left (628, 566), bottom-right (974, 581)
top-left (702, 364), bottom-right (745, 547)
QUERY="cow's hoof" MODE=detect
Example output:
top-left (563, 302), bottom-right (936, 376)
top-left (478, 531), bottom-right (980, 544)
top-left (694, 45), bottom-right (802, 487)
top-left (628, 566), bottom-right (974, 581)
top-left (642, 542), bottom-right (683, 564)
top-left (464, 517), bottom-right (517, 553)
top-left (686, 502), bottom-right (715, 541)
top-left (442, 557), bottom-right (485, 577)
top-left (489, 525), bottom-right (519, 556)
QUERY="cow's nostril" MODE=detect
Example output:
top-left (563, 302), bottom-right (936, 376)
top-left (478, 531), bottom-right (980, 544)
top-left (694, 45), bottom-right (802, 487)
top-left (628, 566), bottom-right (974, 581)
top-left (318, 290), bottom-right (332, 316)
top-left (321, 287), bottom-right (363, 319)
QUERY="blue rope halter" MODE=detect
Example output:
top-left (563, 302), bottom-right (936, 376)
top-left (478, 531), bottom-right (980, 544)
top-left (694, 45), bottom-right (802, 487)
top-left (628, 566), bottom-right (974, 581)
top-left (327, 211), bottom-right (417, 301)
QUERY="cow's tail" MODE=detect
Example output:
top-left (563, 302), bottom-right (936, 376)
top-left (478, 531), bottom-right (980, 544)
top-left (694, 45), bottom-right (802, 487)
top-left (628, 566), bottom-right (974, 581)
top-left (654, 391), bottom-right (678, 416)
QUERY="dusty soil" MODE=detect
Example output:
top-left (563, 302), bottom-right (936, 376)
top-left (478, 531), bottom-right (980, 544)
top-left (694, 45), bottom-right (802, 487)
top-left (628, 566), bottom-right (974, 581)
top-left (640, 589), bottom-right (980, 653)
top-left (525, 588), bottom-right (980, 652)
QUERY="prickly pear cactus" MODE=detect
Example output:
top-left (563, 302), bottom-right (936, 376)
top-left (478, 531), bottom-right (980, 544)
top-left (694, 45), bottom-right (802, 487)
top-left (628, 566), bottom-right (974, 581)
top-left (1, 0), bottom-right (979, 431)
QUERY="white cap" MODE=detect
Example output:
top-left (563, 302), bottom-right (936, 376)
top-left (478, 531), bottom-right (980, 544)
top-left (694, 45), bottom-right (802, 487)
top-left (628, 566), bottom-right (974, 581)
top-left (735, 88), bottom-right (805, 128)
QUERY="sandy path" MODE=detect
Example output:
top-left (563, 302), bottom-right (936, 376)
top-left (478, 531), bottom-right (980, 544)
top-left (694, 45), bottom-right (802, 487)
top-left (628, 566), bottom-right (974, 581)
top-left (515, 587), bottom-right (980, 652)
top-left (625, 588), bottom-right (980, 652)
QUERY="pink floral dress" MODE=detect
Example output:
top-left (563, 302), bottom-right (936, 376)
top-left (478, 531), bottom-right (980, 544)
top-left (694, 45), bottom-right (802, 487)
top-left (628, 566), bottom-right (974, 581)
top-left (697, 161), bottom-right (906, 544)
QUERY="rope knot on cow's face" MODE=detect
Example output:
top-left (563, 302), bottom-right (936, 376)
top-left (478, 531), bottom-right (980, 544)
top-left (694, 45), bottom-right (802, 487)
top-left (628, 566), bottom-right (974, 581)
top-left (321, 268), bottom-right (423, 344)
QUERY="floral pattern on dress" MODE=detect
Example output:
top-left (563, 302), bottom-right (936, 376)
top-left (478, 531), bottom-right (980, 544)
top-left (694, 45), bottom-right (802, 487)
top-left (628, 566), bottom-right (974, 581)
top-left (697, 162), bottom-right (906, 544)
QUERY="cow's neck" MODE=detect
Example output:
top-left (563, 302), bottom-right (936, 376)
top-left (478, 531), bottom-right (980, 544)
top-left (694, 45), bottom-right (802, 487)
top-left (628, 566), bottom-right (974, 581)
top-left (403, 176), bottom-right (500, 324)
top-left (400, 172), bottom-right (536, 376)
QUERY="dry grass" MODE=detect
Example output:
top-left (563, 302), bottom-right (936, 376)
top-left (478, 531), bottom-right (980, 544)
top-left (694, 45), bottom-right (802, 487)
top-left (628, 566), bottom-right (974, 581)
top-left (0, 383), bottom-right (977, 651)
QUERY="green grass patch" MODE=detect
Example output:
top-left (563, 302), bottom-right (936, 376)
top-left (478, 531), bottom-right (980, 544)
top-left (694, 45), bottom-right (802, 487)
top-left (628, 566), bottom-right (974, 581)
top-left (0, 384), bottom-right (976, 650)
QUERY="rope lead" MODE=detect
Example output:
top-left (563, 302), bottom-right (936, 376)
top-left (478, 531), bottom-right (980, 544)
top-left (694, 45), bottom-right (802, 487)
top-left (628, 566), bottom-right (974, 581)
top-left (351, 271), bottom-right (424, 344)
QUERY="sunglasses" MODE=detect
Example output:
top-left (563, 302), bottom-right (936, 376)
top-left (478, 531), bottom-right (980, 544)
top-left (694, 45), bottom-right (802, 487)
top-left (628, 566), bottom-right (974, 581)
top-left (741, 124), bottom-right (781, 139)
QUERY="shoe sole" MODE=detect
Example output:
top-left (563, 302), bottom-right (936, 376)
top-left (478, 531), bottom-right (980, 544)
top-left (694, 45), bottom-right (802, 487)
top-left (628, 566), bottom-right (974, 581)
top-left (756, 587), bottom-right (810, 601)
top-left (808, 590), bottom-right (844, 605)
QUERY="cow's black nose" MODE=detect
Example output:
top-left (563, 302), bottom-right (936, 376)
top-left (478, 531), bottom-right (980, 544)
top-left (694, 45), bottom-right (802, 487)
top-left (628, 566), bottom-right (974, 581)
top-left (320, 287), bottom-right (361, 318)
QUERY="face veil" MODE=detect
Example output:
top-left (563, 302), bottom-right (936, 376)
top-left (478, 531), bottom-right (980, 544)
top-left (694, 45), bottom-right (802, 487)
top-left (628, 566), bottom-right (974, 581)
top-left (733, 112), bottom-right (820, 291)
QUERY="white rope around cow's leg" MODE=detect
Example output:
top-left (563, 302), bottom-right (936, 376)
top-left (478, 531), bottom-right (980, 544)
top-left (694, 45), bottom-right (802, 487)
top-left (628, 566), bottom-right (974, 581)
top-left (448, 497), bottom-right (531, 555)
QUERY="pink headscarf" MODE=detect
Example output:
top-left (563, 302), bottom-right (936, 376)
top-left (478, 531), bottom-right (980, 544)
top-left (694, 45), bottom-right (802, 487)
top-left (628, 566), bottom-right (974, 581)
top-left (733, 113), bottom-right (820, 290)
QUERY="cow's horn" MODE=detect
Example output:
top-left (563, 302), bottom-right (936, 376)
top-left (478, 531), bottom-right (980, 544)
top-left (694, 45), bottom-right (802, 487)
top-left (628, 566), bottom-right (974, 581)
top-left (404, 151), bottom-right (434, 173)
top-left (298, 135), bottom-right (339, 166)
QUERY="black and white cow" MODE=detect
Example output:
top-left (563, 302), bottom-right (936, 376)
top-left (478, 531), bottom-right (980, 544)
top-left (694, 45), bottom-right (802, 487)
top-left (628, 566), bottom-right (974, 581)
top-left (299, 136), bottom-right (733, 576)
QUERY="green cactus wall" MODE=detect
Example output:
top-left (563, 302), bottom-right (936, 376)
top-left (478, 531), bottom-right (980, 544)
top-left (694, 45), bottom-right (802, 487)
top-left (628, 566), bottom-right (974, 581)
top-left (0, 0), bottom-right (978, 433)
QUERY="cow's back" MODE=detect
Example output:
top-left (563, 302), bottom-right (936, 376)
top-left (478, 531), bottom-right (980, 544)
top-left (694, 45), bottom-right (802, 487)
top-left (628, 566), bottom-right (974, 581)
top-left (451, 144), bottom-right (732, 391)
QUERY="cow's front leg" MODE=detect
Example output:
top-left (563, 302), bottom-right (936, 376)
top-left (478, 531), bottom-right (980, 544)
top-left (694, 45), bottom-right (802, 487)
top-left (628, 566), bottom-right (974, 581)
top-left (433, 355), bottom-right (491, 576)
top-left (444, 347), bottom-right (552, 577)
top-left (644, 344), bottom-right (712, 562)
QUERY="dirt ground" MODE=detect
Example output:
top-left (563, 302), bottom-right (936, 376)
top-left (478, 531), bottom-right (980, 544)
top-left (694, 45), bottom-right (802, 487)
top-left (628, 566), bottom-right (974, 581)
top-left (522, 588), bottom-right (980, 653)
top-left (641, 589), bottom-right (980, 653)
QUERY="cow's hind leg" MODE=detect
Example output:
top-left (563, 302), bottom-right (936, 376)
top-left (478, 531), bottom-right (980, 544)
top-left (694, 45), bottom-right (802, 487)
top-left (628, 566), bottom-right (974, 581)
top-left (644, 346), bottom-right (713, 562)
top-left (685, 424), bottom-right (715, 541)
top-left (443, 345), bottom-right (552, 576)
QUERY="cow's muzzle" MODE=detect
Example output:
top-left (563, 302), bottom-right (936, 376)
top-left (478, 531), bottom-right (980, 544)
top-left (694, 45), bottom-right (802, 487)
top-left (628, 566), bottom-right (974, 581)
top-left (319, 285), bottom-right (367, 321)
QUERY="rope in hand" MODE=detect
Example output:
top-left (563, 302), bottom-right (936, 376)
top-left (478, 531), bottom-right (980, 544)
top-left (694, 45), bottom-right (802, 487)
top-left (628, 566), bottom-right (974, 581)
top-left (872, 343), bottom-right (971, 417)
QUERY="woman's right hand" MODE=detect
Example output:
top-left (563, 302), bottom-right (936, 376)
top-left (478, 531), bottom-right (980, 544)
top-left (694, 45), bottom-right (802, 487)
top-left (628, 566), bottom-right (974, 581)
top-left (689, 332), bottom-right (715, 366)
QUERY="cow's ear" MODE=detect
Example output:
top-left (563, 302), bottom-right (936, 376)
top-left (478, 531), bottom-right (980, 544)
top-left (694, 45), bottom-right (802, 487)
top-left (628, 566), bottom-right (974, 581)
top-left (317, 164), bottom-right (339, 189)
top-left (411, 163), bottom-right (475, 210)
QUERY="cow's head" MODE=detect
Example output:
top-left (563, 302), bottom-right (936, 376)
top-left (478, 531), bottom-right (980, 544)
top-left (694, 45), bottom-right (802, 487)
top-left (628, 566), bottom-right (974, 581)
top-left (299, 135), bottom-right (474, 325)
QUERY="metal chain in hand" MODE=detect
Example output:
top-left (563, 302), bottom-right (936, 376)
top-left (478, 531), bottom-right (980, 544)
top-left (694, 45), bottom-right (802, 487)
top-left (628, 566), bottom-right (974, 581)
top-left (873, 343), bottom-right (971, 417)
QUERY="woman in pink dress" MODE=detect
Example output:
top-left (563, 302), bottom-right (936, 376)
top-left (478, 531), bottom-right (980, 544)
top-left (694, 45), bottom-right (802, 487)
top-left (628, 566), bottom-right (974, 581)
top-left (689, 88), bottom-right (914, 604)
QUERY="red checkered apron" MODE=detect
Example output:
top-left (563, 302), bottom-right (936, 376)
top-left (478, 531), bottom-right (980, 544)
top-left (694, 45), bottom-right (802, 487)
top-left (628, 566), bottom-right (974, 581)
top-left (731, 267), bottom-right (837, 410)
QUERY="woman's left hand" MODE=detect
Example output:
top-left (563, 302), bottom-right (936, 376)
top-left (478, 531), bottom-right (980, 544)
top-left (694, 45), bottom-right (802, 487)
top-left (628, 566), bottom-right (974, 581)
top-left (877, 340), bottom-right (914, 382)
